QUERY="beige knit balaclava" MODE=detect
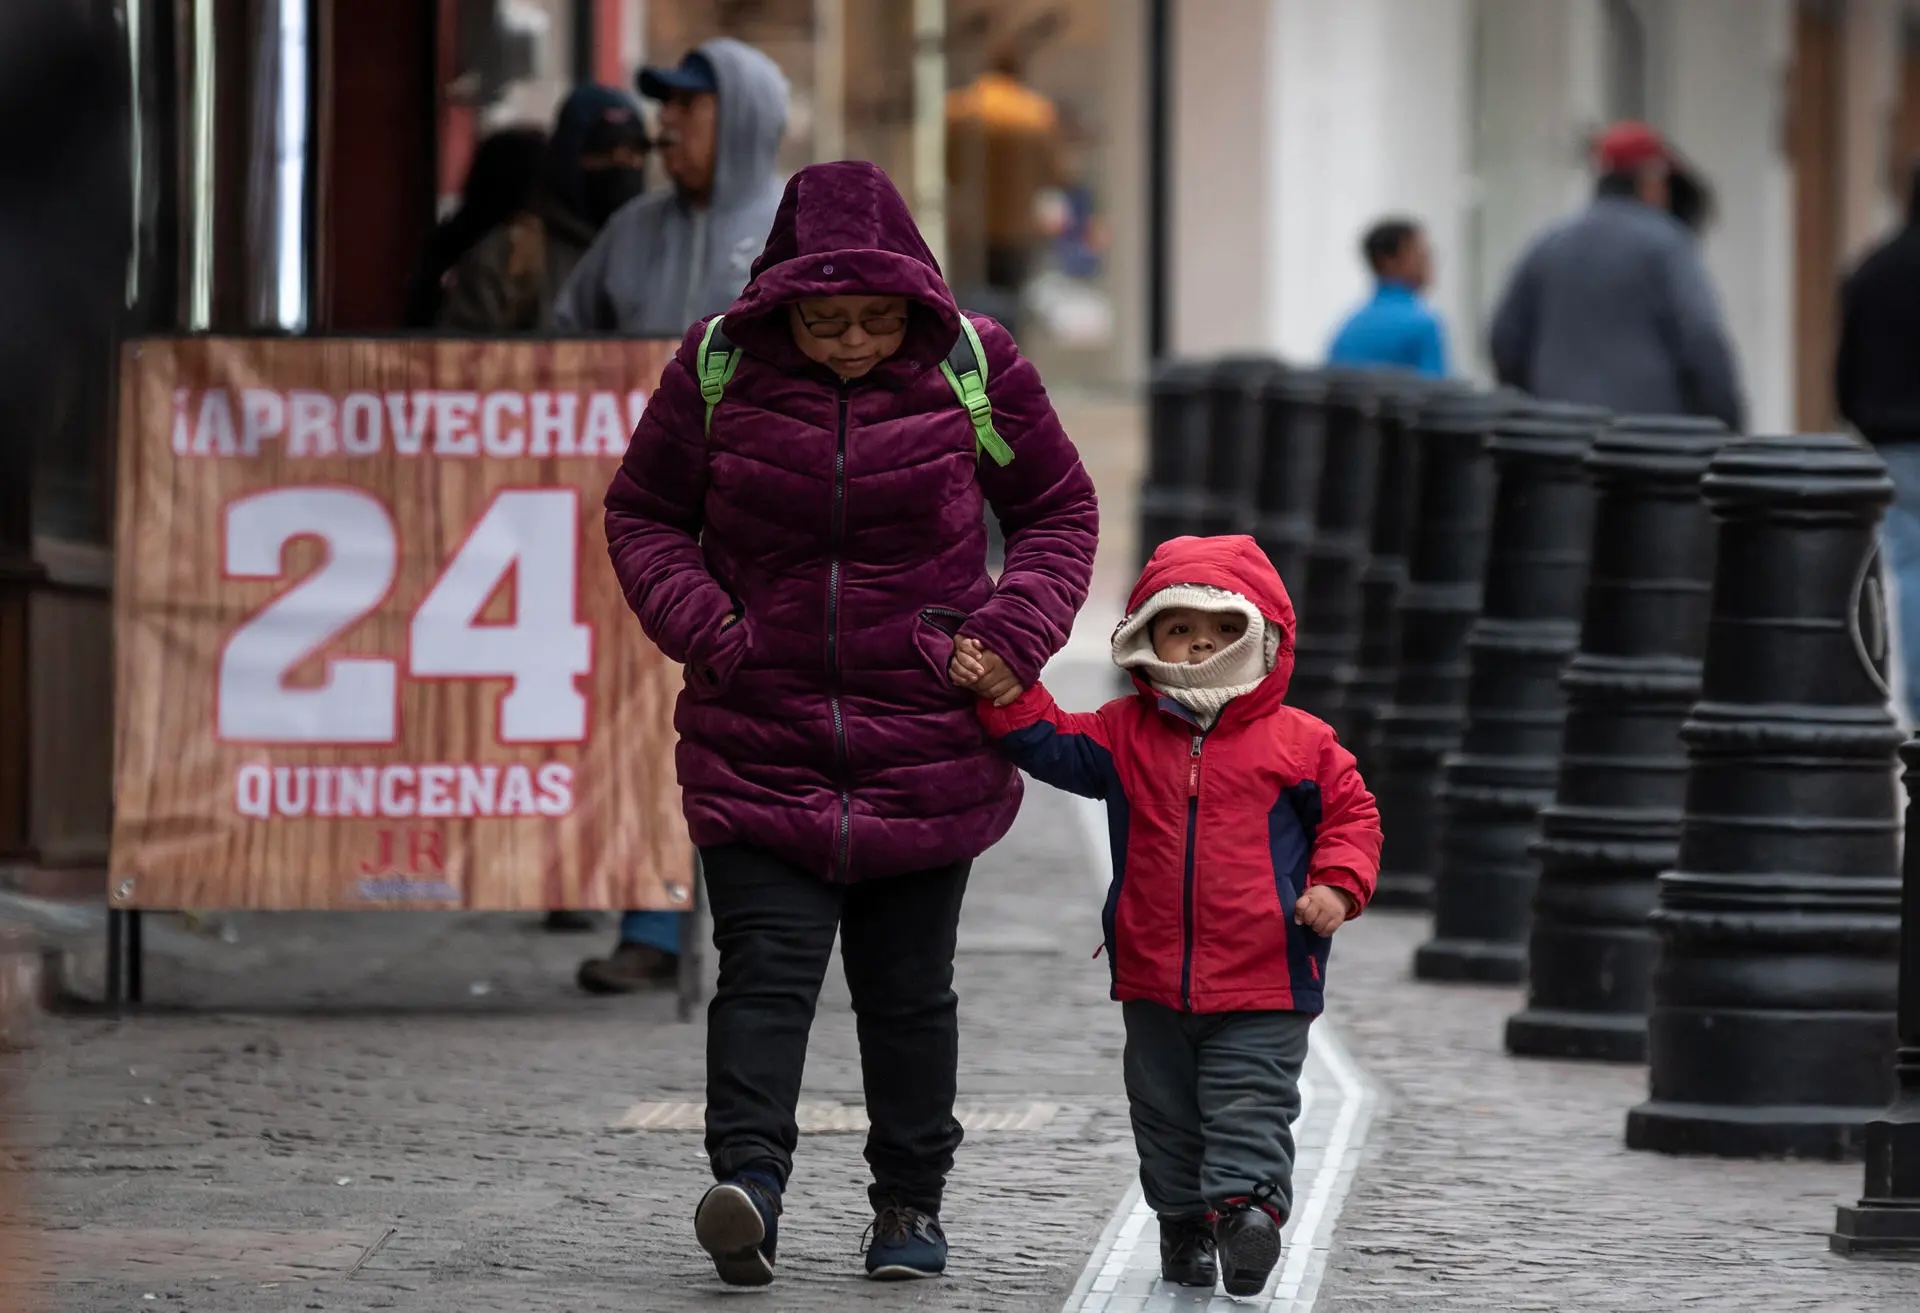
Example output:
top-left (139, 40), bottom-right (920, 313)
top-left (1111, 583), bottom-right (1281, 728)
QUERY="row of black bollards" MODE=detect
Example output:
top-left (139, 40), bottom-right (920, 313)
top-left (1138, 356), bottom-right (1920, 1254)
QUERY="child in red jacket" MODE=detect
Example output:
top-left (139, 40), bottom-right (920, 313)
top-left (950, 534), bottom-right (1381, 1298)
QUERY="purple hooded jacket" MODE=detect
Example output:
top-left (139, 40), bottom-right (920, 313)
top-left (605, 161), bottom-right (1099, 882)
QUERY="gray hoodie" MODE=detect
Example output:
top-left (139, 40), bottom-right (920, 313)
top-left (1489, 194), bottom-right (1745, 432)
top-left (552, 39), bottom-right (789, 337)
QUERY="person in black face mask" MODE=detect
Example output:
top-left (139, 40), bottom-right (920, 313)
top-left (440, 85), bottom-right (650, 332)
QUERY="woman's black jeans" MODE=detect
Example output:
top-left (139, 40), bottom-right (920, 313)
top-left (702, 843), bottom-right (971, 1216)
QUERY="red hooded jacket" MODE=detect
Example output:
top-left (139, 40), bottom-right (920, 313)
top-left (979, 536), bottom-right (1381, 1013)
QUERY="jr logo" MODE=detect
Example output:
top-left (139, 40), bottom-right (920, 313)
top-left (360, 826), bottom-right (446, 877)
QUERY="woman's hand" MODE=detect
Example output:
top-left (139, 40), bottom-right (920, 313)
top-left (950, 637), bottom-right (1024, 706)
top-left (1294, 885), bottom-right (1358, 936)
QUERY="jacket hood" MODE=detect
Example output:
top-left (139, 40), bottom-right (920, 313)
top-left (719, 160), bottom-right (962, 377)
top-left (1123, 535), bottom-right (1296, 713)
top-left (701, 38), bottom-right (790, 212)
top-left (543, 85), bottom-right (644, 229)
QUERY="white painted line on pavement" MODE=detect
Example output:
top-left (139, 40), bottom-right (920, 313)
top-left (1269, 1023), bottom-right (1377, 1311)
top-left (1061, 789), bottom-right (1378, 1312)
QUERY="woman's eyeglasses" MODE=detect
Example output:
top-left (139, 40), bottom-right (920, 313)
top-left (797, 312), bottom-right (910, 339)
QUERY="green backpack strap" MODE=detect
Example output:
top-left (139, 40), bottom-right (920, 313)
top-left (696, 315), bottom-right (742, 435)
top-left (940, 317), bottom-right (1014, 467)
top-left (701, 312), bottom-right (1014, 466)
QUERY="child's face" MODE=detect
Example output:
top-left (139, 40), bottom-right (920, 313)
top-left (789, 296), bottom-right (910, 380)
top-left (1151, 608), bottom-right (1245, 664)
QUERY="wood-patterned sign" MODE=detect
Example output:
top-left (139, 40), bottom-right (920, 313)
top-left (109, 337), bottom-right (689, 911)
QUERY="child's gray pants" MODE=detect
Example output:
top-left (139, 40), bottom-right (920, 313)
top-left (1121, 1000), bottom-right (1313, 1219)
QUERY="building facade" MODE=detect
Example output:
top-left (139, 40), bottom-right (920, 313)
top-left (7, 0), bottom-right (1920, 898)
top-left (1171, 0), bottom-right (1920, 434)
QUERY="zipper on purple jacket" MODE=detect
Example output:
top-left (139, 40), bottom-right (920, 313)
top-left (828, 381), bottom-right (853, 878)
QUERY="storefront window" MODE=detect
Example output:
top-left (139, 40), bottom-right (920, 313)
top-left (437, 0), bottom-right (1137, 388)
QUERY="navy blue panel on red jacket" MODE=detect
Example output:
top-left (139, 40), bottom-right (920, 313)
top-left (979, 536), bottom-right (1382, 1015)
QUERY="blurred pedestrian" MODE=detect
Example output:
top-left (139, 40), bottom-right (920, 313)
top-left (404, 126), bottom-right (546, 328)
top-left (1326, 217), bottom-right (1448, 377)
top-left (1667, 160), bottom-right (1715, 235)
top-left (562, 39), bottom-right (790, 993)
top-left (552, 39), bottom-right (788, 336)
top-left (605, 161), bottom-right (1097, 1285)
top-left (944, 37), bottom-right (1067, 334)
top-left (438, 87), bottom-right (647, 332)
top-left (1490, 121), bottom-right (1744, 431)
top-left (1837, 161), bottom-right (1920, 724)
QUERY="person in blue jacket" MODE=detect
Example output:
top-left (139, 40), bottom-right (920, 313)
top-left (1326, 218), bottom-right (1448, 377)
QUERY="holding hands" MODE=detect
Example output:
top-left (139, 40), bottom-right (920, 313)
top-left (1294, 885), bottom-right (1358, 936)
top-left (949, 636), bottom-right (1025, 706)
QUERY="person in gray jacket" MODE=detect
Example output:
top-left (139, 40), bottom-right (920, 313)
top-left (563, 39), bottom-right (788, 993)
top-left (551, 38), bottom-right (789, 337)
top-left (1490, 121), bottom-right (1745, 432)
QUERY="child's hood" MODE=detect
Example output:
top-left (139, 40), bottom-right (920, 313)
top-left (717, 161), bottom-right (963, 377)
top-left (1120, 535), bottom-right (1297, 708)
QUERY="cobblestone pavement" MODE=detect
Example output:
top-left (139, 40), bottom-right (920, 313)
top-left (12, 644), bottom-right (1920, 1311)
top-left (1314, 911), bottom-right (1916, 1312)
top-left (8, 753), bottom-right (1138, 1311)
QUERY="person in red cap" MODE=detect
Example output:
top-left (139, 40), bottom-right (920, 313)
top-left (1490, 120), bottom-right (1744, 431)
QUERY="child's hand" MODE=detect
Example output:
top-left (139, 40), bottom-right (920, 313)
top-left (949, 636), bottom-right (987, 687)
top-left (949, 636), bottom-right (1025, 706)
top-left (1294, 885), bottom-right (1357, 936)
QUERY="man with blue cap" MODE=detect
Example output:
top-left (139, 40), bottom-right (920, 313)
top-left (552, 39), bottom-right (789, 339)
top-left (561, 39), bottom-right (790, 993)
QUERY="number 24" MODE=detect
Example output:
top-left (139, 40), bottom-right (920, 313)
top-left (217, 487), bottom-right (592, 744)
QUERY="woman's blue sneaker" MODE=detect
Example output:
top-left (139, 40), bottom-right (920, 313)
top-left (694, 1172), bottom-right (781, 1287)
top-left (862, 1204), bottom-right (947, 1280)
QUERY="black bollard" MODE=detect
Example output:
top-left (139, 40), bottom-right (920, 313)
top-left (1368, 389), bottom-right (1507, 910)
top-left (1415, 401), bottom-right (1609, 983)
top-left (1138, 359), bottom-right (1213, 565)
top-left (1252, 369), bottom-right (1328, 591)
top-left (1200, 355), bottom-right (1283, 540)
top-left (1290, 370), bottom-right (1383, 736)
top-left (1626, 433), bottom-right (1901, 1160)
top-left (1505, 417), bottom-right (1726, 1061)
top-left (1347, 374), bottom-right (1446, 760)
top-left (1832, 735), bottom-right (1920, 1254)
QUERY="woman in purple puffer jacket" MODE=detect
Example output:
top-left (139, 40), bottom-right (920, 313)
top-left (604, 160), bottom-right (1098, 1287)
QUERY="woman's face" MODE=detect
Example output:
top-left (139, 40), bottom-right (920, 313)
top-left (788, 296), bottom-right (910, 380)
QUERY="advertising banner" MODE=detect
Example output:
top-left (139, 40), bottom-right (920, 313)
top-left (109, 337), bottom-right (689, 911)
